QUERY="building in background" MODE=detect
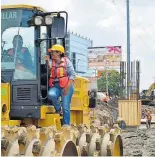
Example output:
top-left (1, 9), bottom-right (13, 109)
top-left (87, 46), bottom-right (122, 76)
top-left (65, 31), bottom-right (92, 75)
top-left (86, 46), bottom-right (122, 92)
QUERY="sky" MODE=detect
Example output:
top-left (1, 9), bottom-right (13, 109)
top-left (1, 0), bottom-right (155, 91)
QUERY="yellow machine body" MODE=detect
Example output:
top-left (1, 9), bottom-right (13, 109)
top-left (70, 76), bottom-right (91, 126)
top-left (1, 76), bottom-right (91, 129)
top-left (1, 83), bottom-right (21, 126)
top-left (140, 82), bottom-right (155, 105)
top-left (1, 4), bottom-right (91, 129)
top-left (38, 76), bottom-right (91, 129)
top-left (1, 4), bottom-right (123, 157)
top-left (1, 75), bottom-right (123, 157)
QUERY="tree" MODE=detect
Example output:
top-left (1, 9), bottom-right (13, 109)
top-left (97, 69), bottom-right (120, 96)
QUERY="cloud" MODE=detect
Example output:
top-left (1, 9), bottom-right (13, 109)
top-left (68, 21), bottom-right (81, 30)
top-left (96, 17), bottom-right (116, 28)
top-left (1, 0), bottom-right (155, 90)
top-left (1, 0), bottom-right (74, 12)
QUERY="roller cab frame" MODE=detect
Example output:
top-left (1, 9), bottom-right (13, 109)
top-left (1, 5), bottom-right (68, 124)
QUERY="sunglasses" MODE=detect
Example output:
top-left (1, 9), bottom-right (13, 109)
top-left (50, 50), bottom-right (60, 53)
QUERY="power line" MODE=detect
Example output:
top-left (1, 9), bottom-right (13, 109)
top-left (137, 25), bottom-right (155, 44)
top-left (134, 34), bottom-right (155, 53)
top-left (110, 0), bottom-right (155, 53)
top-left (129, 4), bottom-right (155, 45)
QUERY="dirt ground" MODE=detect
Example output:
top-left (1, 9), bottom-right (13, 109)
top-left (121, 105), bottom-right (155, 156)
top-left (95, 101), bottom-right (155, 156)
top-left (121, 124), bottom-right (155, 156)
top-left (94, 98), bottom-right (155, 156)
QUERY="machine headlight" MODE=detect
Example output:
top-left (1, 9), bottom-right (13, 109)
top-left (34, 16), bottom-right (43, 25)
top-left (45, 15), bottom-right (53, 25)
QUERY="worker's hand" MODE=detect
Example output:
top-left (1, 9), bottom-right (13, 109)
top-left (44, 55), bottom-right (50, 61)
top-left (63, 85), bottom-right (69, 96)
top-left (63, 80), bottom-right (74, 96)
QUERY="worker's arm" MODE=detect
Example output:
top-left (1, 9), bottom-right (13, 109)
top-left (63, 58), bottom-right (76, 95)
top-left (66, 58), bottom-right (76, 84)
top-left (44, 55), bottom-right (51, 69)
top-left (47, 60), bottom-right (51, 69)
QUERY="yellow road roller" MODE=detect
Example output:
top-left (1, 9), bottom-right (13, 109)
top-left (1, 4), bottom-right (123, 156)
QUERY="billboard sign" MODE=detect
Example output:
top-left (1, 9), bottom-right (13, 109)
top-left (88, 46), bottom-right (122, 69)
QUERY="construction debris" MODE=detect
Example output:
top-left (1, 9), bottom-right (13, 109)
top-left (94, 99), bottom-right (118, 127)
top-left (94, 100), bottom-right (155, 156)
top-left (142, 105), bottom-right (155, 114)
top-left (121, 125), bottom-right (155, 156)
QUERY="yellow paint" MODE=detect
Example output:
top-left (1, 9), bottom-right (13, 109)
top-left (39, 106), bottom-right (61, 130)
top-left (1, 4), bottom-right (46, 12)
top-left (83, 108), bottom-right (90, 127)
top-left (1, 120), bottom-right (21, 126)
top-left (113, 139), bottom-right (120, 156)
top-left (113, 136), bottom-right (122, 156)
top-left (1, 83), bottom-right (21, 127)
top-left (1, 83), bottom-right (10, 121)
top-left (1, 3), bottom-right (93, 132)
top-left (70, 106), bottom-right (83, 111)
top-left (70, 76), bottom-right (91, 127)
top-left (146, 82), bottom-right (155, 96)
top-left (40, 105), bottom-right (55, 119)
top-left (1, 76), bottom-right (92, 130)
top-left (38, 114), bottom-right (61, 130)
top-left (70, 111), bottom-right (83, 125)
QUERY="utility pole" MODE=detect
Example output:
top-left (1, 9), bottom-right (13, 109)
top-left (105, 66), bottom-right (108, 95)
top-left (126, 0), bottom-right (131, 98)
top-left (153, 77), bottom-right (155, 98)
top-left (106, 69), bottom-right (109, 95)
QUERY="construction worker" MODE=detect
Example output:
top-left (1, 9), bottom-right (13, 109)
top-left (146, 110), bottom-right (152, 129)
top-left (45, 44), bottom-right (75, 125)
top-left (6, 34), bottom-right (33, 71)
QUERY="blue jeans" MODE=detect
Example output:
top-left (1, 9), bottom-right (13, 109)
top-left (48, 83), bottom-right (74, 125)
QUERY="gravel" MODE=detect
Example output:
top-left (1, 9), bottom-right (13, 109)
top-left (121, 125), bottom-right (155, 156)
top-left (94, 102), bottom-right (116, 127)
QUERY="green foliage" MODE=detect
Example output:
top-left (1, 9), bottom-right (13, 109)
top-left (97, 70), bottom-right (120, 96)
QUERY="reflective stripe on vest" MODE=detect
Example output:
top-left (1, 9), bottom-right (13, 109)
top-left (49, 57), bottom-right (69, 88)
